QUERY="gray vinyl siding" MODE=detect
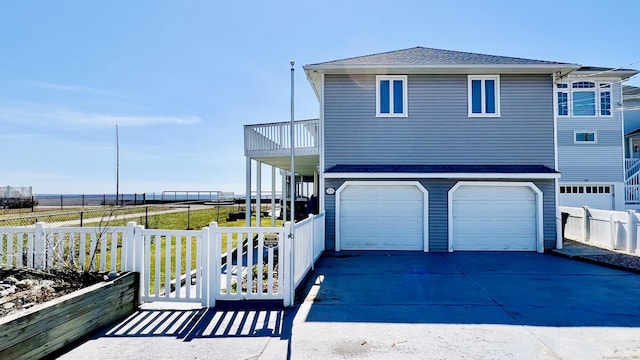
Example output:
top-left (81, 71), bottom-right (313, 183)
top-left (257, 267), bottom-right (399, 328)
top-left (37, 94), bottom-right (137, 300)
top-left (323, 178), bottom-right (557, 252)
top-left (624, 98), bottom-right (640, 134)
top-left (558, 146), bottom-right (623, 182)
top-left (557, 130), bottom-right (621, 147)
top-left (323, 74), bottom-right (555, 170)
top-left (557, 81), bottom-right (624, 183)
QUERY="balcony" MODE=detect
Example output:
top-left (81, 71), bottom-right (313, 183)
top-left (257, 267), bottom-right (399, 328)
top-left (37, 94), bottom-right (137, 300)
top-left (244, 119), bottom-right (319, 175)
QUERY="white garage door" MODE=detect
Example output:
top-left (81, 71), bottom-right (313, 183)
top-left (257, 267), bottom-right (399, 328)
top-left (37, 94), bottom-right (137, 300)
top-left (338, 182), bottom-right (426, 251)
top-left (451, 184), bottom-right (538, 251)
top-left (559, 184), bottom-right (613, 210)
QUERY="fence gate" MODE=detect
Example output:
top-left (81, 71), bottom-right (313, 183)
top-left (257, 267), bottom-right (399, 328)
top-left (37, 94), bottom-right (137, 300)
top-left (138, 228), bottom-right (208, 304)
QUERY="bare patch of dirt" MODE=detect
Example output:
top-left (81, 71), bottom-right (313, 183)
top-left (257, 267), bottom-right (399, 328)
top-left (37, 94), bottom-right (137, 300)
top-left (0, 268), bottom-right (106, 318)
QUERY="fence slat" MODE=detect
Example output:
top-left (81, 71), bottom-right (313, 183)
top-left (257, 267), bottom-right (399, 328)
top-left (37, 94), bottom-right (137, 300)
top-left (175, 235), bottom-right (182, 298)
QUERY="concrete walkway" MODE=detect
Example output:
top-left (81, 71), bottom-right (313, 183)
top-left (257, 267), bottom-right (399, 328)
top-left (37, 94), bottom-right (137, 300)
top-left (54, 250), bottom-right (640, 360)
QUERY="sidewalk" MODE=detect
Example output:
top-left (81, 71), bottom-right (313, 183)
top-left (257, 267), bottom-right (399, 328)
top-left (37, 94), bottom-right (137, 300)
top-left (550, 239), bottom-right (640, 273)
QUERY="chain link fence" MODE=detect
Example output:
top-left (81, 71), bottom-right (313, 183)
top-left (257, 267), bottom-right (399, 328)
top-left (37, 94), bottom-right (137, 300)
top-left (0, 206), bottom-right (179, 228)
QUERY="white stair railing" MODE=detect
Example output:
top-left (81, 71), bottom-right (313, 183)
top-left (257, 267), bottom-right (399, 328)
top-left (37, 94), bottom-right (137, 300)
top-left (625, 158), bottom-right (640, 179)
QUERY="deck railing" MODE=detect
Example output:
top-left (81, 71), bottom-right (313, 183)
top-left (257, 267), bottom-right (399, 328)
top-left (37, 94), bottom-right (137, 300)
top-left (244, 119), bottom-right (319, 157)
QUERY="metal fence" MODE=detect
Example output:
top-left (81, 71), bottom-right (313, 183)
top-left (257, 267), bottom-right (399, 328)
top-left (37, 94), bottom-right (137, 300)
top-left (0, 206), bottom-right (181, 229)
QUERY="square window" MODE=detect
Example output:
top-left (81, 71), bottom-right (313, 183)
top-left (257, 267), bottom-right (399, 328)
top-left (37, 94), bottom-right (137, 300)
top-left (574, 131), bottom-right (597, 144)
top-left (376, 75), bottom-right (407, 117)
top-left (573, 91), bottom-right (596, 116)
top-left (468, 75), bottom-right (500, 117)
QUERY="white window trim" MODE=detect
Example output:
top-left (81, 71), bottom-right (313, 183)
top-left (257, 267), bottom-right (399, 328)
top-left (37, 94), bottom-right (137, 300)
top-left (557, 84), bottom-right (569, 118)
top-left (376, 75), bottom-right (408, 117)
top-left (468, 75), bottom-right (501, 118)
top-left (599, 83), bottom-right (613, 117)
top-left (573, 130), bottom-right (597, 144)
top-left (556, 81), bottom-right (613, 118)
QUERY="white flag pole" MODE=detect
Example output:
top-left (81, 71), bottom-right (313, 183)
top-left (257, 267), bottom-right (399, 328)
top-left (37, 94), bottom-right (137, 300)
top-left (290, 60), bottom-right (295, 229)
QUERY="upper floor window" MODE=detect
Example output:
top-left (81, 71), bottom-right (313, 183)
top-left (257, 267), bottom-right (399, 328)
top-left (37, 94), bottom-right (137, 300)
top-left (376, 75), bottom-right (407, 117)
top-left (468, 75), bottom-right (500, 117)
top-left (557, 81), bottom-right (612, 117)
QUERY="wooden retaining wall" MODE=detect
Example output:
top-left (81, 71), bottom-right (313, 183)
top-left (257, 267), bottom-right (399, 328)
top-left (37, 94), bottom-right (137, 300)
top-left (0, 272), bottom-right (139, 360)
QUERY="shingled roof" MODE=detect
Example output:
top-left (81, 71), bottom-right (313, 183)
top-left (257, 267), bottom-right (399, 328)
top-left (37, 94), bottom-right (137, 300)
top-left (307, 46), bottom-right (574, 67)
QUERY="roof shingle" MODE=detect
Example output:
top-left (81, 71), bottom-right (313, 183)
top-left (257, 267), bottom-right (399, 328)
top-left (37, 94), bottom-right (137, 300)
top-left (309, 46), bottom-right (574, 67)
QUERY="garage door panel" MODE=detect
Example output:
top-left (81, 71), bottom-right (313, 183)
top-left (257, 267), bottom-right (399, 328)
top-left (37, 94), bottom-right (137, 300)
top-left (451, 184), bottom-right (538, 251)
top-left (453, 201), bottom-right (536, 218)
top-left (339, 183), bottom-right (425, 251)
top-left (455, 186), bottom-right (535, 200)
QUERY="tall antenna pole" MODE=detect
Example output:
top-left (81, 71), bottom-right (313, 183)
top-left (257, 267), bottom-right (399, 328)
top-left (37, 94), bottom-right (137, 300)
top-left (116, 124), bottom-right (120, 206)
top-left (290, 61), bottom-right (295, 227)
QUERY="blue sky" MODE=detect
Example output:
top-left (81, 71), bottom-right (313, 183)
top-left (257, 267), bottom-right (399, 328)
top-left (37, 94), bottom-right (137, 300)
top-left (2, 1), bottom-right (640, 195)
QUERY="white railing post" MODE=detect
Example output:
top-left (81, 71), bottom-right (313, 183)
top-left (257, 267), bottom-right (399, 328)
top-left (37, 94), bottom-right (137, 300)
top-left (582, 206), bottom-right (590, 242)
top-left (206, 222), bottom-right (219, 308)
top-left (284, 221), bottom-right (294, 307)
top-left (33, 222), bottom-right (46, 269)
top-left (133, 225), bottom-right (144, 273)
top-left (310, 214), bottom-right (315, 271)
top-left (609, 214), bottom-right (615, 249)
top-left (626, 210), bottom-right (636, 253)
top-left (123, 221), bottom-right (136, 271)
top-left (200, 225), bottom-right (210, 307)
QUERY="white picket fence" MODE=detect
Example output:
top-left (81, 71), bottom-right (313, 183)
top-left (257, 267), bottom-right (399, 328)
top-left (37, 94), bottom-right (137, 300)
top-left (561, 206), bottom-right (639, 254)
top-left (0, 214), bottom-right (325, 307)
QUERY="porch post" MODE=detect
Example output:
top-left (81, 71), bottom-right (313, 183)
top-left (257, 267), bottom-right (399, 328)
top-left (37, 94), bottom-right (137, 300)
top-left (257, 161), bottom-right (262, 227)
top-left (271, 165), bottom-right (276, 227)
top-left (282, 169), bottom-right (287, 222)
top-left (246, 157), bottom-right (252, 226)
top-left (313, 170), bottom-right (318, 197)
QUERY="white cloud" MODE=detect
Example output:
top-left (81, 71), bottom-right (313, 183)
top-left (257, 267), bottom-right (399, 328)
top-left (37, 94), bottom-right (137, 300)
top-left (0, 103), bottom-right (201, 127)
top-left (28, 81), bottom-right (130, 97)
top-left (0, 133), bottom-right (45, 139)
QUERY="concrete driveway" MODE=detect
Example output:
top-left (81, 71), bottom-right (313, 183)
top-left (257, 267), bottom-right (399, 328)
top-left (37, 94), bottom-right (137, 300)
top-left (289, 252), bottom-right (640, 359)
top-left (56, 252), bottom-right (640, 360)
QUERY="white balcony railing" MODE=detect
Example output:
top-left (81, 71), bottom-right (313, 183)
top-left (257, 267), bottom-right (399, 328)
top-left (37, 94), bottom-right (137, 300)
top-left (244, 119), bottom-right (319, 157)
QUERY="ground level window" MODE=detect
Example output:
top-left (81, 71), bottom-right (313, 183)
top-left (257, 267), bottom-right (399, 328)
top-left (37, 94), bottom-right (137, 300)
top-left (560, 185), bottom-right (611, 194)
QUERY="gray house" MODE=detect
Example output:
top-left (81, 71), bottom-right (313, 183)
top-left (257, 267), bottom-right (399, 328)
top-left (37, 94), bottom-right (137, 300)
top-left (245, 47), bottom-right (586, 252)
top-left (555, 68), bottom-right (637, 210)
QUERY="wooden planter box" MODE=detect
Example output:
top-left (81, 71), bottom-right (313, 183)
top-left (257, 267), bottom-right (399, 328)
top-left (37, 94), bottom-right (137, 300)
top-left (0, 272), bottom-right (139, 360)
